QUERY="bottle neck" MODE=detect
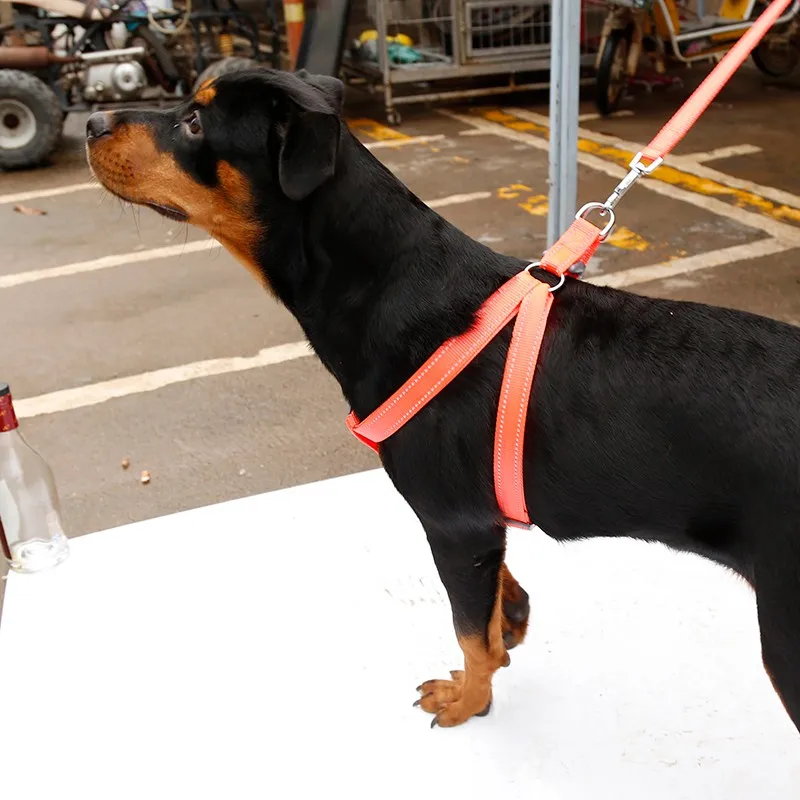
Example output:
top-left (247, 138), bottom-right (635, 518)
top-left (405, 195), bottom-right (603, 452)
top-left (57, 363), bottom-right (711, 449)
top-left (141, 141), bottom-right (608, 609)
top-left (0, 393), bottom-right (19, 433)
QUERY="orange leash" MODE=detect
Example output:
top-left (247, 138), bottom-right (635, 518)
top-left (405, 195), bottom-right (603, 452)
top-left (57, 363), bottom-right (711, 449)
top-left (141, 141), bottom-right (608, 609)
top-left (347, 0), bottom-right (791, 526)
top-left (541, 0), bottom-right (795, 279)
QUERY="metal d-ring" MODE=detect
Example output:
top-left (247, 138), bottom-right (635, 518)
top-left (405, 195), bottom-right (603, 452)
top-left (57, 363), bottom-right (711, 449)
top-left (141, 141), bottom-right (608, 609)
top-left (526, 262), bottom-right (566, 293)
top-left (576, 201), bottom-right (617, 240)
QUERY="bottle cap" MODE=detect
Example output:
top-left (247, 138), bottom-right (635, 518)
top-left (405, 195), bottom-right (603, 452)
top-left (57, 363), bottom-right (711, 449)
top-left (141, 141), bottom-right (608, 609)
top-left (0, 384), bottom-right (9, 397)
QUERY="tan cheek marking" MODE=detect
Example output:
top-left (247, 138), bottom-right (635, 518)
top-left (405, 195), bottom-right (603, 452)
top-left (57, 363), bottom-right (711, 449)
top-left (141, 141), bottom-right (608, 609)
top-left (90, 127), bottom-right (269, 290)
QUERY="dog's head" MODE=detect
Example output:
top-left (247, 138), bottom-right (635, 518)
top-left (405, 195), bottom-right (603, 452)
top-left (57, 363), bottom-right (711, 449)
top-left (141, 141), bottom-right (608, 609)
top-left (85, 68), bottom-right (344, 284)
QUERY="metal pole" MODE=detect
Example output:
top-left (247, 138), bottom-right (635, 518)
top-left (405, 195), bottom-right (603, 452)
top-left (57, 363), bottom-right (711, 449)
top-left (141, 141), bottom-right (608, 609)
top-left (547, 0), bottom-right (581, 246)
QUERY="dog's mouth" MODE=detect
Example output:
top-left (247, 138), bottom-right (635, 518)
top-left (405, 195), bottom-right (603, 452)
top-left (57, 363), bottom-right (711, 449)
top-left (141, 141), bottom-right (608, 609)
top-left (145, 202), bottom-right (189, 222)
top-left (87, 152), bottom-right (190, 223)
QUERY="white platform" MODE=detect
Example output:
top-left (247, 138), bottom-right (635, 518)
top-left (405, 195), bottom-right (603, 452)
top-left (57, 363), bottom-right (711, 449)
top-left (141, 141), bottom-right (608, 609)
top-left (1, 468), bottom-right (798, 799)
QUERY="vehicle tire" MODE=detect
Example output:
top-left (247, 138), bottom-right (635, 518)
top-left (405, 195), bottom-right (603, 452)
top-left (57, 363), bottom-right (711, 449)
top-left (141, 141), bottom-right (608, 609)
top-left (751, 1), bottom-right (799, 77)
top-left (595, 27), bottom-right (631, 117)
top-left (0, 70), bottom-right (63, 170)
top-left (752, 35), bottom-right (799, 77)
top-left (192, 57), bottom-right (259, 93)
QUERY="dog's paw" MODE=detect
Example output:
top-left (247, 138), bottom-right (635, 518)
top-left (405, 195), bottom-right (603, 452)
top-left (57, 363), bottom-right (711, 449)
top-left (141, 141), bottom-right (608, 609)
top-left (413, 671), bottom-right (492, 728)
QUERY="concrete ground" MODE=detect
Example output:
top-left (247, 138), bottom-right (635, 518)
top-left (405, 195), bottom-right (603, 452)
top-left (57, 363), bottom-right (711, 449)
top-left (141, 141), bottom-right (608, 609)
top-left (1, 64), bottom-right (799, 547)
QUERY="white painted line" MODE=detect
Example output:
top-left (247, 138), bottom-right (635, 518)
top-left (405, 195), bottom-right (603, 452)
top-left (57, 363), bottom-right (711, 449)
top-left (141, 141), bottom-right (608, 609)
top-left (428, 191), bottom-right (492, 209)
top-left (689, 144), bottom-right (762, 163)
top-left (0, 137), bottom-right (442, 206)
top-left (504, 108), bottom-right (800, 216)
top-left (589, 238), bottom-right (792, 289)
top-left (16, 340), bottom-right (313, 419)
top-left (0, 136), bottom-right (442, 206)
top-left (0, 182), bottom-right (98, 205)
top-left (0, 239), bottom-right (220, 289)
top-left (578, 110), bottom-right (635, 122)
top-left (440, 110), bottom-right (551, 150)
top-left (365, 135), bottom-right (445, 151)
top-left (15, 237), bottom-right (796, 417)
top-left (0, 189), bottom-right (492, 290)
top-left (440, 109), bottom-right (800, 246)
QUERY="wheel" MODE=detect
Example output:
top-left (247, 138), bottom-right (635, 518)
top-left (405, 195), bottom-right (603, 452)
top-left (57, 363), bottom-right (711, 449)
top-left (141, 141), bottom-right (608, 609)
top-left (751, 1), bottom-right (799, 78)
top-left (192, 56), bottom-right (259, 93)
top-left (752, 35), bottom-right (799, 77)
top-left (595, 27), bottom-right (631, 117)
top-left (386, 108), bottom-right (402, 126)
top-left (0, 70), bottom-right (63, 170)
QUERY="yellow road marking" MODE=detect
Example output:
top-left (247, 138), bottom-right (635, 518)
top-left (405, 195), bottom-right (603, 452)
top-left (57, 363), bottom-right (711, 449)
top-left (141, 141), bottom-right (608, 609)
top-left (495, 184), bottom-right (651, 251)
top-left (607, 226), bottom-right (650, 252)
top-left (497, 183), bottom-right (532, 200)
top-left (476, 108), bottom-right (800, 228)
top-left (518, 194), bottom-right (549, 217)
top-left (509, 107), bottom-right (800, 212)
top-left (346, 118), bottom-right (410, 142)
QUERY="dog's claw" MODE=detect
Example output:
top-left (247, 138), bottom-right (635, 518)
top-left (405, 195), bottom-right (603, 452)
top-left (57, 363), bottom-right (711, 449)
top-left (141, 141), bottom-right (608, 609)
top-left (414, 692), bottom-right (432, 708)
top-left (415, 684), bottom-right (423, 693)
top-left (431, 716), bottom-right (439, 729)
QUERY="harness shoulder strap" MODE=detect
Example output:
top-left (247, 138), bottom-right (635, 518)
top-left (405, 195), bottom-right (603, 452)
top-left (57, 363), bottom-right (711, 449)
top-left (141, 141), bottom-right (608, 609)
top-left (494, 281), bottom-right (553, 527)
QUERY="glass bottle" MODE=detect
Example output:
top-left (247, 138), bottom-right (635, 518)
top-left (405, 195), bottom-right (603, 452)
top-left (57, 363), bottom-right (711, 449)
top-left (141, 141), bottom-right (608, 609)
top-left (0, 384), bottom-right (69, 573)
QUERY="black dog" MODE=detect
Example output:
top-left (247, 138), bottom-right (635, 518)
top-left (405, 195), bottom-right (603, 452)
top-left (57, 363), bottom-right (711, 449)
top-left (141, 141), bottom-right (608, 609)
top-left (86, 68), bottom-right (800, 733)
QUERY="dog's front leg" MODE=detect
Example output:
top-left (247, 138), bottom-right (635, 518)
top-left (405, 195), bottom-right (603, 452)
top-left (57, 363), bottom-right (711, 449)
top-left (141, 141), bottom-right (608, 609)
top-left (415, 523), bottom-right (510, 728)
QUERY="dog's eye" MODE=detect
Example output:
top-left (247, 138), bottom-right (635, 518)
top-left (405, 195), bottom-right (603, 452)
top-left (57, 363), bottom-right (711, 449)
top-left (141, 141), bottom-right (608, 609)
top-left (183, 111), bottom-right (202, 137)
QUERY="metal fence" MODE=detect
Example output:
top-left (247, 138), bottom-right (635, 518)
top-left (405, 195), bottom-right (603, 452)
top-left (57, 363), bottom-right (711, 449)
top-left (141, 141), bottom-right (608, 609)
top-left (342, 0), bottom-right (607, 123)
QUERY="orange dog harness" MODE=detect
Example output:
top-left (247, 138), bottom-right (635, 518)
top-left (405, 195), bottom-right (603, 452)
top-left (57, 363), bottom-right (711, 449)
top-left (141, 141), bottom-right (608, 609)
top-left (346, 248), bottom-right (589, 528)
top-left (346, 0), bottom-right (792, 527)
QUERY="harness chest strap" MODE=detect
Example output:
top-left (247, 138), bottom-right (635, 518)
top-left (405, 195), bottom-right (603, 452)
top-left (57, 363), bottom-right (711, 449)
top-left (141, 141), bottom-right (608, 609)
top-left (346, 268), bottom-right (557, 527)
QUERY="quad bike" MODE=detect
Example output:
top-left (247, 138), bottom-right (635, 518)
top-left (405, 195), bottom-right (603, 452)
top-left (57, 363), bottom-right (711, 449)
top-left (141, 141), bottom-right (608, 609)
top-left (595, 0), bottom-right (800, 115)
top-left (0, 0), bottom-right (279, 169)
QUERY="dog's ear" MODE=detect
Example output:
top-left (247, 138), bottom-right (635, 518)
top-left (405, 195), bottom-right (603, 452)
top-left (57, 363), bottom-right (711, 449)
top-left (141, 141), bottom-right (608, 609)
top-left (266, 71), bottom-right (343, 201)
top-left (293, 69), bottom-right (344, 113)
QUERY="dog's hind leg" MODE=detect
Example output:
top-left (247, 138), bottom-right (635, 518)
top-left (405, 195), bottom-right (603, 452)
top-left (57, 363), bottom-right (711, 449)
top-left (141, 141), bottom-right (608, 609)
top-left (755, 553), bottom-right (800, 735)
top-left (501, 563), bottom-right (530, 650)
top-left (415, 523), bottom-right (510, 728)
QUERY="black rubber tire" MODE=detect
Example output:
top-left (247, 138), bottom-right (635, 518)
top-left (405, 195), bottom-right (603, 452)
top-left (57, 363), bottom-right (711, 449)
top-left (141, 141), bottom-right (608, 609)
top-left (752, 37), bottom-right (799, 77)
top-left (192, 57), bottom-right (259, 93)
top-left (749, 1), bottom-right (799, 78)
top-left (0, 70), bottom-right (62, 170)
top-left (595, 28), bottom-right (631, 117)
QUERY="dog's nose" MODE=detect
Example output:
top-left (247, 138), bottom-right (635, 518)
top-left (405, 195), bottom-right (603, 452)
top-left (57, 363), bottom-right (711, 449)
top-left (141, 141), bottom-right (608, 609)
top-left (86, 112), bottom-right (113, 140)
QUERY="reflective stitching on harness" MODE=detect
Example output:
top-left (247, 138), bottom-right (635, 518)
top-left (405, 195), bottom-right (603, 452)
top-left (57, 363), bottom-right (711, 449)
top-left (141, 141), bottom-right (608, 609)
top-left (493, 319), bottom-right (519, 506)
top-left (511, 303), bottom-right (537, 510)
top-left (513, 293), bottom-right (551, 505)
top-left (365, 348), bottom-right (450, 428)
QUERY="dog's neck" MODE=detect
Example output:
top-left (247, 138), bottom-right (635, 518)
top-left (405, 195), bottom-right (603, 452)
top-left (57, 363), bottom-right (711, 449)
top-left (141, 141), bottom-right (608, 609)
top-left (258, 131), bottom-right (523, 416)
